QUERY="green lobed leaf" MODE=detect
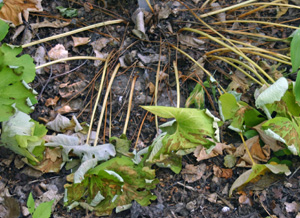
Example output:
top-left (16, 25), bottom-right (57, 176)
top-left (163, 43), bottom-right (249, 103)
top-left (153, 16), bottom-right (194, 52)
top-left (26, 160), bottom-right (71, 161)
top-left (27, 192), bottom-right (35, 214)
top-left (32, 200), bottom-right (54, 218)
top-left (0, 19), bottom-right (9, 41)
top-left (291, 29), bottom-right (300, 72)
top-left (56, 6), bottom-right (78, 18)
top-left (65, 156), bottom-right (158, 216)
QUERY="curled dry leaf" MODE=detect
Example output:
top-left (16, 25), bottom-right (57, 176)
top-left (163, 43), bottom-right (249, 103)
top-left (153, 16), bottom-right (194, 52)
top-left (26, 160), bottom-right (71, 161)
top-left (71, 36), bottom-right (90, 47)
top-left (213, 165), bottom-right (233, 179)
top-left (194, 142), bottom-right (230, 161)
top-left (181, 163), bottom-right (206, 183)
top-left (45, 96), bottom-right (59, 107)
top-left (0, 0), bottom-right (43, 26)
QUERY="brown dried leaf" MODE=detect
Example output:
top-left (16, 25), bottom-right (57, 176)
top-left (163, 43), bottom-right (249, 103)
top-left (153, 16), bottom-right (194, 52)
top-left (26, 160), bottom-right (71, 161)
top-left (213, 165), bottom-right (233, 179)
top-left (71, 36), bottom-right (90, 47)
top-left (45, 96), bottom-right (60, 107)
top-left (194, 142), bottom-right (230, 161)
top-left (48, 44), bottom-right (68, 60)
top-left (0, 0), bottom-right (43, 26)
top-left (181, 163), bottom-right (206, 183)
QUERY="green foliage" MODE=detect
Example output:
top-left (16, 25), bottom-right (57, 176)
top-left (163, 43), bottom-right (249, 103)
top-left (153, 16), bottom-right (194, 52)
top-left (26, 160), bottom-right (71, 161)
top-left (0, 26), bottom-right (37, 122)
top-left (0, 19), bottom-right (9, 41)
top-left (1, 110), bottom-right (47, 162)
top-left (109, 134), bottom-right (131, 155)
top-left (56, 6), bottom-right (78, 18)
top-left (27, 192), bottom-right (54, 218)
top-left (291, 29), bottom-right (300, 73)
top-left (65, 156), bottom-right (158, 216)
top-left (141, 106), bottom-right (220, 173)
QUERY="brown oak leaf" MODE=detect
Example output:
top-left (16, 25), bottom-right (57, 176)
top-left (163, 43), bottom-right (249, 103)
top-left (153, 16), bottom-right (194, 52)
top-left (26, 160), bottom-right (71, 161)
top-left (0, 0), bottom-right (43, 26)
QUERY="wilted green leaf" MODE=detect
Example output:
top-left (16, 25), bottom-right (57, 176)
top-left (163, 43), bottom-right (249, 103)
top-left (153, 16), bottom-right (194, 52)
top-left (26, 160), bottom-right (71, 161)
top-left (65, 156), bottom-right (158, 216)
top-left (56, 6), bottom-right (78, 18)
top-left (185, 83), bottom-right (205, 109)
top-left (109, 134), bottom-right (131, 155)
top-left (291, 29), bottom-right (300, 72)
top-left (219, 93), bottom-right (265, 132)
top-left (229, 163), bottom-right (290, 196)
top-left (1, 110), bottom-right (47, 162)
top-left (295, 71), bottom-right (300, 104)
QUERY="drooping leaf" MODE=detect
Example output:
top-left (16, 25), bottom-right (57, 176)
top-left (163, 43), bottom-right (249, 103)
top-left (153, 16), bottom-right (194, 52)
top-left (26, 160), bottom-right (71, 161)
top-left (291, 29), bottom-right (300, 73)
top-left (0, 19), bottom-right (9, 41)
top-left (109, 134), bottom-right (131, 155)
top-left (1, 110), bottom-right (47, 162)
top-left (262, 117), bottom-right (300, 155)
top-left (45, 134), bottom-right (116, 162)
top-left (65, 156), bottom-right (158, 216)
top-left (185, 83), bottom-right (205, 109)
top-left (229, 163), bottom-right (290, 196)
top-left (218, 93), bottom-right (265, 132)
top-left (142, 106), bottom-right (220, 150)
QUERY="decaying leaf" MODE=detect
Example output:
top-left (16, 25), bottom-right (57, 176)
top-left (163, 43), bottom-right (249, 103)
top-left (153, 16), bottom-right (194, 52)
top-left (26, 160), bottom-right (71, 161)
top-left (65, 156), bottom-right (158, 216)
top-left (229, 163), bottom-right (290, 196)
top-left (181, 163), bottom-right (206, 183)
top-left (193, 141), bottom-right (230, 161)
top-left (46, 114), bottom-right (82, 133)
top-left (48, 44), bottom-right (68, 60)
top-left (0, 0), bottom-right (43, 26)
top-left (45, 96), bottom-right (59, 107)
top-left (71, 36), bottom-right (90, 47)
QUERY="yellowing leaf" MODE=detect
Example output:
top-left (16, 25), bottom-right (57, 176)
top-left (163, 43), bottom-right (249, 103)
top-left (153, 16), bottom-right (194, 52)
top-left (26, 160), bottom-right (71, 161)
top-left (0, 0), bottom-right (43, 26)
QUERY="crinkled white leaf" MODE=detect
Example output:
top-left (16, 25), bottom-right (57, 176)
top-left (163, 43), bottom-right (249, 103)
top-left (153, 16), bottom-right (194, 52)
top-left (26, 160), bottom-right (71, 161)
top-left (90, 191), bottom-right (105, 207)
top-left (255, 77), bottom-right (288, 108)
top-left (115, 204), bottom-right (132, 213)
top-left (74, 158), bottom-right (98, 183)
top-left (146, 132), bottom-right (167, 163)
top-left (72, 115), bottom-right (83, 132)
top-left (132, 147), bottom-right (149, 164)
top-left (45, 134), bottom-right (116, 162)
top-left (264, 129), bottom-right (286, 144)
top-left (46, 114), bottom-right (72, 132)
top-left (288, 144), bottom-right (298, 155)
top-left (104, 170), bottom-right (124, 182)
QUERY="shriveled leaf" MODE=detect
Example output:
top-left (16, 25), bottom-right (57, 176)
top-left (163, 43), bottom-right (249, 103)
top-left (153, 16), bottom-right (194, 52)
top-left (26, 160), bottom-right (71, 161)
top-left (262, 117), bottom-right (300, 155)
top-left (229, 163), bottom-right (290, 196)
top-left (1, 110), bottom-right (47, 162)
top-left (65, 156), bottom-right (158, 216)
top-left (291, 29), bottom-right (300, 72)
top-left (45, 134), bottom-right (116, 162)
top-left (46, 114), bottom-right (82, 132)
top-left (71, 36), bottom-right (90, 47)
top-left (193, 142), bottom-right (230, 161)
top-left (0, 0), bottom-right (43, 26)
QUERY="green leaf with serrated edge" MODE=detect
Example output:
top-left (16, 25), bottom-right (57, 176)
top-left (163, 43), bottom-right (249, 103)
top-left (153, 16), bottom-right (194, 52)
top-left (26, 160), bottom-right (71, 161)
top-left (295, 71), bottom-right (300, 104)
top-left (262, 117), bottom-right (300, 155)
top-left (141, 106), bottom-right (219, 150)
top-left (0, 19), bottom-right (9, 41)
top-left (291, 29), bottom-right (300, 72)
top-left (65, 156), bottom-right (158, 216)
top-left (32, 200), bottom-right (54, 218)
top-left (109, 134), bottom-right (131, 155)
top-left (27, 192), bottom-right (35, 214)
top-left (185, 83), bottom-right (205, 109)
top-left (1, 111), bottom-right (47, 162)
top-left (229, 163), bottom-right (290, 196)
